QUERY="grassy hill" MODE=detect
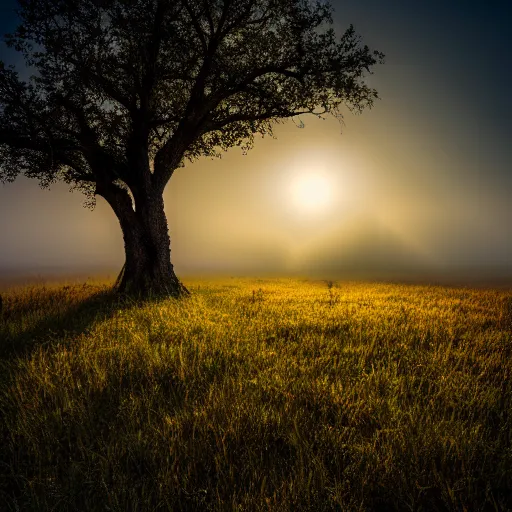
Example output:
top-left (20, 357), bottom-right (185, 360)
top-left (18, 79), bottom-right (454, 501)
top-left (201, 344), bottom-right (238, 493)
top-left (1, 278), bottom-right (511, 511)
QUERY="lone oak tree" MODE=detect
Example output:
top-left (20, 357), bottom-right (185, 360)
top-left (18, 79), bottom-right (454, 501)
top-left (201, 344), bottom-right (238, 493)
top-left (0, 0), bottom-right (383, 297)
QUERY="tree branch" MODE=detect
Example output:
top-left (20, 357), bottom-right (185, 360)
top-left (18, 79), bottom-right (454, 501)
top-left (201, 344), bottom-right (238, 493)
top-left (0, 128), bottom-right (80, 153)
top-left (181, 0), bottom-right (209, 53)
top-left (204, 107), bottom-right (326, 132)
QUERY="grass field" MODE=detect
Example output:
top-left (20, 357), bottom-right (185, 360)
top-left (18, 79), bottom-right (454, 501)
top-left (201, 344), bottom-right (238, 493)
top-left (0, 278), bottom-right (511, 511)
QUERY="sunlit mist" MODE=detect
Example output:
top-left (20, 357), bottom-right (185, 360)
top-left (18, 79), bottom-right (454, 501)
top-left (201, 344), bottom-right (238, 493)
top-left (0, 0), bottom-right (511, 287)
top-left (290, 173), bottom-right (333, 214)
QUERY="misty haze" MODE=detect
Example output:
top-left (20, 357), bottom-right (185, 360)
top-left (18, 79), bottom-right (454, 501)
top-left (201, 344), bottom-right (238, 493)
top-left (1, 116), bottom-right (510, 287)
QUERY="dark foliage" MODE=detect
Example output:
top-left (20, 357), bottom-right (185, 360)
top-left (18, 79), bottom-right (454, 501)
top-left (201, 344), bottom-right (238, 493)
top-left (0, 0), bottom-right (383, 295)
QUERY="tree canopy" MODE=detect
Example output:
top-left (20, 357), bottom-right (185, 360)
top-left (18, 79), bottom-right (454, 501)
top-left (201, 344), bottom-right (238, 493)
top-left (0, 0), bottom-right (383, 296)
top-left (1, 0), bottom-right (383, 195)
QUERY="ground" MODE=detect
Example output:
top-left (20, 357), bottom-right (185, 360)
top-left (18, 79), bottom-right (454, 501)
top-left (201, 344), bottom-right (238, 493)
top-left (0, 277), bottom-right (511, 511)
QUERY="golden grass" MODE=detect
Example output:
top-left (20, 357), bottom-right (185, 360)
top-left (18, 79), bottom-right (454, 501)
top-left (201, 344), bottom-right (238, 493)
top-left (0, 278), bottom-right (511, 511)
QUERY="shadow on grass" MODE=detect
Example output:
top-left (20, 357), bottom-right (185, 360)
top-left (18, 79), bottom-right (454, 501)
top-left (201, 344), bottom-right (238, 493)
top-left (0, 295), bottom-right (303, 512)
top-left (0, 285), bottom-right (131, 362)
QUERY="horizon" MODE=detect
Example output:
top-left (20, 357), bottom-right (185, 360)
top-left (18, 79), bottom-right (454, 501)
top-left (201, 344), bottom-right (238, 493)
top-left (1, 262), bottom-right (512, 290)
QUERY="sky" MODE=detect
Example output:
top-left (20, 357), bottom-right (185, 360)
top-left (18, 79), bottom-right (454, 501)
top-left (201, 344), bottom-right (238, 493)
top-left (0, 0), bottom-right (511, 284)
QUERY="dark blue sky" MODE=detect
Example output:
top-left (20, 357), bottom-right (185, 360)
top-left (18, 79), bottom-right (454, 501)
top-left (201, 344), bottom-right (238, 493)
top-left (0, 0), bottom-right (511, 280)
top-left (334, 0), bottom-right (512, 183)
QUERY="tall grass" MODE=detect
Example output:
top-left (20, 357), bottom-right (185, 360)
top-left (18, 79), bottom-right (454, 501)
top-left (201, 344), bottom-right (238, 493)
top-left (0, 278), bottom-right (511, 511)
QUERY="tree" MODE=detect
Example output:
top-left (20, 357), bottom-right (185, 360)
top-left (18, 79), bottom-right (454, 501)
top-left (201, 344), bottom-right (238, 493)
top-left (0, 0), bottom-right (384, 297)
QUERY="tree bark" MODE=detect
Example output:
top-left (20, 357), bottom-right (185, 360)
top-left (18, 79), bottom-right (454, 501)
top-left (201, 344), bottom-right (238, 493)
top-left (99, 182), bottom-right (189, 298)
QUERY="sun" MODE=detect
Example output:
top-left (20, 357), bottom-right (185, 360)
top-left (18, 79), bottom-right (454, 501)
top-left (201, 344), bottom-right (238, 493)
top-left (290, 173), bottom-right (332, 213)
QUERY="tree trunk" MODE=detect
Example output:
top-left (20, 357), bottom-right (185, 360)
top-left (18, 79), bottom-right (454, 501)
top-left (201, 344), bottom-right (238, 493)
top-left (99, 183), bottom-right (188, 298)
top-left (118, 195), bottom-right (188, 297)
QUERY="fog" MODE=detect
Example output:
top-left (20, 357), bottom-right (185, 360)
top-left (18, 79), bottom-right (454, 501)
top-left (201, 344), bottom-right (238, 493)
top-left (1, 114), bottom-right (510, 285)
top-left (1, 0), bottom-right (511, 285)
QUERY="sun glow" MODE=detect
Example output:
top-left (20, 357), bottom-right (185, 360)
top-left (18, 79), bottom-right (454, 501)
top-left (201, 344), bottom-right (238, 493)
top-left (290, 173), bottom-right (333, 213)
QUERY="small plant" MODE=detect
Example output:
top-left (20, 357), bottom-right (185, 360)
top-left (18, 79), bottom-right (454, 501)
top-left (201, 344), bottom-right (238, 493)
top-left (325, 280), bottom-right (339, 306)
top-left (251, 288), bottom-right (265, 303)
